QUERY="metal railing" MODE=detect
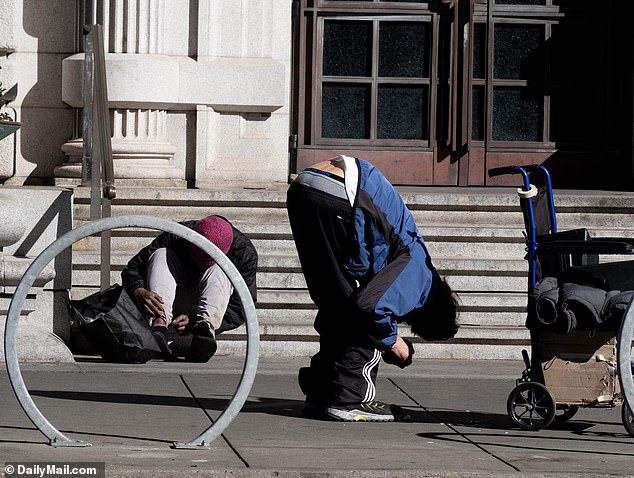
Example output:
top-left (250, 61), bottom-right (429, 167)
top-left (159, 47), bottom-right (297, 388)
top-left (81, 5), bottom-right (116, 290)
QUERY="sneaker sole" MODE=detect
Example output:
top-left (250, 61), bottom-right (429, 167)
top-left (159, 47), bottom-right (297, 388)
top-left (153, 332), bottom-right (178, 361)
top-left (325, 407), bottom-right (395, 422)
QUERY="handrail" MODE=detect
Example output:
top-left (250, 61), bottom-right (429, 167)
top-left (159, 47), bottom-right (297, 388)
top-left (90, 24), bottom-right (115, 200)
top-left (82, 16), bottom-right (116, 290)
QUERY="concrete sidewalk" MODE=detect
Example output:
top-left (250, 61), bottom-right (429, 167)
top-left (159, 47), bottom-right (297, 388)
top-left (1, 357), bottom-right (633, 478)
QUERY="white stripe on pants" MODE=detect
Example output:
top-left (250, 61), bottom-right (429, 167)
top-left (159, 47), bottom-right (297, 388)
top-left (362, 349), bottom-right (381, 403)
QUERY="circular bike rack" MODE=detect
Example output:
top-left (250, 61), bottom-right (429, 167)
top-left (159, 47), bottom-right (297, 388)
top-left (618, 296), bottom-right (634, 418)
top-left (4, 215), bottom-right (259, 449)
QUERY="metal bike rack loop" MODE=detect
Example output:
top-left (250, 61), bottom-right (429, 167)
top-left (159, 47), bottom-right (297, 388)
top-left (4, 215), bottom-right (259, 449)
top-left (618, 297), bottom-right (634, 415)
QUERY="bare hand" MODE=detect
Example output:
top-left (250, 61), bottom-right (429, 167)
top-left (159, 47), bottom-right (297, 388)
top-left (134, 287), bottom-right (165, 320)
top-left (390, 336), bottom-right (410, 361)
top-left (172, 314), bottom-right (190, 334)
top-left (382, 336), bottom-right (414, 368)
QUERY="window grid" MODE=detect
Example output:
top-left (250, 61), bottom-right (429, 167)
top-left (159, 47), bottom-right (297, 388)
top-left (473, 3), bottom-right (603, 149)
top-left (315, 15), bottom-right (435, 147)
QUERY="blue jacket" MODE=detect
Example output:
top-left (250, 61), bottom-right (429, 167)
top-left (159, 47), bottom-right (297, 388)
top-left (345, 159), bottom-right (436, 348)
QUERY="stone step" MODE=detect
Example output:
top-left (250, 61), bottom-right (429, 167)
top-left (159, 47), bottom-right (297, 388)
top-left (69, 285), bottom-right (528, 312)
top-left (73, 184), bottom-right (634, 210)
top-left (71, 221), bottom-right (531, 240)
top-left (256, 289), bottom-right (526, 308)
top-left (217, 323), bottom-right (530, 360)
top-left (70, 264), bottom-right (529, 294)
top-left (66, 186), bottom-right (634, 359)
top-left (73, 186), bottom-right (634, 228)
top-left (253, 271), bottom-right (527, 292)
top-left (72, 251), bottom-right (528, 275)
top-left (254, 308), bottom-right (525, 328)
top-left (211, 339), bottom-right (528, 360)
top-left (73, 205), bottom-right (634, 235)
top-left (74, 235), bottom-right (528, 259)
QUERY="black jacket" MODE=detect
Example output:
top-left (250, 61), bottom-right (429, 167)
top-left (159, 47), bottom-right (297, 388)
top-left (121, 218), bottom-right (258, 333)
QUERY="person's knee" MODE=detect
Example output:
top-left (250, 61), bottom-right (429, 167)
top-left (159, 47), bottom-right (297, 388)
top-left (199, 264), bottom-right (233, 294)
top-left (148, 247), bottom-right (169, 267)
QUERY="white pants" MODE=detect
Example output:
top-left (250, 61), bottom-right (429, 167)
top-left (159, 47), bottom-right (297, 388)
top-left (146, 248), bottom-right (233, 332)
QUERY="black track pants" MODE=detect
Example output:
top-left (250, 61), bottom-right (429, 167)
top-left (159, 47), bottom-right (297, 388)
top-left (287, 180), bottom-right (380, 405)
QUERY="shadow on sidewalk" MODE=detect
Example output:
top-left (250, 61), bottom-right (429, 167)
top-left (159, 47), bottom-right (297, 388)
top-left (23, 389), bottom-right (634, 452)
top-left (23, 389), bottom-right (569, 430)
top-left (416, 430), bottom-right (634, 456)
top-left (29, 389), bottom-right (309, 418)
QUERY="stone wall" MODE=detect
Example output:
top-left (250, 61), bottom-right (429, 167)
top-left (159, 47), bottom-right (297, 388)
top-left (1, 0), bottom-right (291, 188)
top-left (0, 186), bottom-right (74, 362)
top-left (56, 0), bottom-right (291, 188)
top-left (0, 0), bottom-right (292, 361)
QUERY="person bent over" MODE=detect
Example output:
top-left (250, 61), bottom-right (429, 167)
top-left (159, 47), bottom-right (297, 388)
top-left (122, 215), bottom-right (258, 362)
top-left (287, 155), bottom-right (459, 421)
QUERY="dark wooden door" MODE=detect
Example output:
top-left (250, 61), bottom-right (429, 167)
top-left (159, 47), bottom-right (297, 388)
top-left (290, 0), bottom-right (633, 189)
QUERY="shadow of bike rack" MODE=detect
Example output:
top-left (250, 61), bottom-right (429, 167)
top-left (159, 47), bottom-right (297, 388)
top-left (4, 215), bottom-right (259, 449)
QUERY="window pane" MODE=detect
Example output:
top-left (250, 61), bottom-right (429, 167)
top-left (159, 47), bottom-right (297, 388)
top-left (323, 21), bottom-right (372, 77)
top-left (322, 84), bottom-right (371, 139)
top-left (472, 86), bottom-right (485, 141)
top-left (379, 21), bottom-right (429, 78)
top-left (494, 24), bottom-right (544, 80)
top-left (378, 85), bottom-right (427, 139)
top-left (492, 87), bottom-right (543, 141)
top-left (473, 23), bottom-right (486, 79)
top-left (550, 87), bottom-right (595, 143)
top-left (551, 23), bottom-right (599, 81)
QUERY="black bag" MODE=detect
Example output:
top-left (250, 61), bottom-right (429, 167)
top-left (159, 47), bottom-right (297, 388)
top-left (67, 284), bottom-right (161, 363)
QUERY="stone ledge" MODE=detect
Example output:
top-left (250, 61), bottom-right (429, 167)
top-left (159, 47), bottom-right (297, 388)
top-left (62, 54), bottom-right (286, 112)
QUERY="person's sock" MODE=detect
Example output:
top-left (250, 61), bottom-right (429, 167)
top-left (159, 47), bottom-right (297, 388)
top-left (151, 325), bottom-right (169, 340)
top-left (151, 325), bottom-right (173, 359)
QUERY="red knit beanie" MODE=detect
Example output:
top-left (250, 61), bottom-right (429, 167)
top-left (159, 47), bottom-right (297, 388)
top-left (189, 216), bottom-right (234, 266)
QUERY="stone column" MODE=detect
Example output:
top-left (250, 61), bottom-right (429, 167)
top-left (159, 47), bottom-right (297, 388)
top-left (56, 0), bottom-right (182, 187)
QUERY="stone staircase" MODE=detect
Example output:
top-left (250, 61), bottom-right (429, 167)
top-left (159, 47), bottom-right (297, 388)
top-left (68, 185), bottom-right (634, 360)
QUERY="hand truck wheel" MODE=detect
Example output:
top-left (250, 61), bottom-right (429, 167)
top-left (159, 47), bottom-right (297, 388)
top-left (553, 405), bottom-right (579, 425)
top-left (622, 402), bottom-right (634, 437)
top-left (507, 382), bottom-right (556, 431)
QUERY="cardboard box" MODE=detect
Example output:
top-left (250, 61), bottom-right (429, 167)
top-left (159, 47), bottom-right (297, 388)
top-left (537, 330), bottom-right (619, 405)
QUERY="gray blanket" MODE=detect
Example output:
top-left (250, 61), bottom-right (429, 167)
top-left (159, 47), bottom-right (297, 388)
top-left (531, 277), bottom-right (633, 333)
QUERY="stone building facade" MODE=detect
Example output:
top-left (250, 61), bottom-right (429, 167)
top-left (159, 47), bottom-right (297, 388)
top-left (0, 0), bottom-right (291, 362)
top-left (1, 0), bottom-right (291, 188)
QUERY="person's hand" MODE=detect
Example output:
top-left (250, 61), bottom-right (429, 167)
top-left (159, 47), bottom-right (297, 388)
top-left (382, 336), bottom-right (415, 368)
top-left (134, 288), bottom-right (165, 320)
top-left (172, 314), bottom-right (190, 334)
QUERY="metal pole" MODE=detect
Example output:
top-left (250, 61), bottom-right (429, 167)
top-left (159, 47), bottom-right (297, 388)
top-left (82, 26), bottom-right (95, 190)
top-left (84, 0), bottom-right (97, 26)
top-left (100, 198), bottom-right (112, 290)
top-left (91, 23), bottom-right (115, 289)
